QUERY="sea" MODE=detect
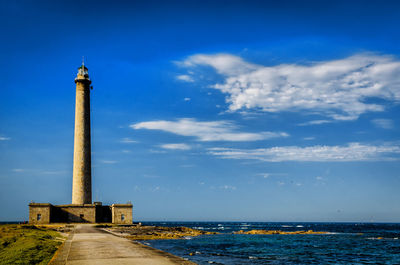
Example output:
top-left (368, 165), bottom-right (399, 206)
top-left (139, 222), bottom-right (400, 264)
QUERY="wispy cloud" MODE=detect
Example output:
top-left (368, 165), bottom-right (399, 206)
top-left (120, 137), bottom-right (138, 143)
top-left (160, 143), bottom-right (191, 150)
top-left (180, 53), bottom-right (400, 120)
top-left (42, 171), bottom-right (66, 175)
top-left (176, 74), bottom-right (194, 82)
top-left (257, 172), bottom-right (287, 178)
top-left (0, 136), bottom-right (10, 141)
top-left (131, 118), bottom-right (288, 142)
top-left (100, 160), bottom-right (118, 164)
top-left (220, 185), bottom-right (237, 191)
top-left (184, 97), bottom-right (191, 101)
top-left (12, 168), bottom-right (66, 175)
top-left (149, 149), bottom-right (167, 154)
top-left (208, 143), bottom-right (400, 162)
top-left (298, 120), bottom-right (332, 126)
top-left (257, 173), bottom-right (270, 178)
top-left (371, 119), bottom-right (394, 129)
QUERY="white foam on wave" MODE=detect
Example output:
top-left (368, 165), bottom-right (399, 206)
top-left (281, 225), bottom-right (293, 227)
top-left (184, 236), bottom-right (193, 240)
top-left (296, 225), bottom-right (304, 228)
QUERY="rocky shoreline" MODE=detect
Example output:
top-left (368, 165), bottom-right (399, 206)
top-left (234, 229), bottom-right (328, 235)
top-left (100, 224), bottom-right (219, 240)
top-left (100, 224), bottom-right (329, 241)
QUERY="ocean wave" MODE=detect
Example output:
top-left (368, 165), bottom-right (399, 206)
top-left (281, 225), bottom-right (293, 227)
top-left (296, 225), bottom-right (304, 228)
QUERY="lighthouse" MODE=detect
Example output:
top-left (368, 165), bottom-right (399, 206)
top-left (28, 61), bottom-right (132, 224)
top-left (72, 61), bottom-right (92, 204)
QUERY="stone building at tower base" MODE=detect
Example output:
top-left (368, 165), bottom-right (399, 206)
top-left (29, 202), bottom-right (132, 224)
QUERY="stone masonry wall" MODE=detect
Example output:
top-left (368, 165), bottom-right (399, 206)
top-left (60, 205), bottom-right (96, 223)
top-left (111, 204), bottom-right (133, 224)
top-left (29, 203), bottom-right (51, 224)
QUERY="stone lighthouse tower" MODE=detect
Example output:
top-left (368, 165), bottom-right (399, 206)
top-left (72, 61), bottom-right (92, 204)
top-left (28, 61), bottom-right (132, 224)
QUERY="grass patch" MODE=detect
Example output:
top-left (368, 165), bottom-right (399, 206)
top-left (0, 224), bottom-right (63, 265)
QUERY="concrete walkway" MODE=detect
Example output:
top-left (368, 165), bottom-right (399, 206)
top-left (50, 224), bottom-right (195, 265)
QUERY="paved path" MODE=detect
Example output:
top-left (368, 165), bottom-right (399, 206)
top-left (50, 224), bottom-right (195, 265)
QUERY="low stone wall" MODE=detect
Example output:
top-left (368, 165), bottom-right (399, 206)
top-left (29, 203), bottom-right (133, 224)
top-left (58, 204), bottom-right (96, 223)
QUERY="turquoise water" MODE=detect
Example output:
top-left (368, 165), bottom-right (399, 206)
top-left (141, 222), bottom-right (400, 264)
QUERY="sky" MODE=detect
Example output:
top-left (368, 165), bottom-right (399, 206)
top-left (1, 0), bottom-right (400, 222)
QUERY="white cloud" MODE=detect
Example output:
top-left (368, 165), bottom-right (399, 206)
top-left (220, 185), bottom-right (237, 190)
top-left (258, 173), bottom-right (270, 178)
top-left (0, 136), bottom-right (10, 141)
top-left (151, 186), bottom-right (161, 192)
top-left (303, 137), bottom-right (316, 141)
top-left (160, 143), bottom-right (191, 150)
top-left (120, 138), bottom-right (138, 143)
top-left (298, 120), bottom-right (332, 126)
top-left (180, 164), bottom-right (195, 168)
top-left (208, 143), bottom-right (400, 162)
top-left (181, 53), bottom-right (258, 76)
top-left (176, 74), bottom-right (194, 82)
top-left (371, 119), bottom-right (394, 129)
top-left (42, 171), bottom-right (65, 175)
top-left (100, 160), bottom-right (118, 164)
top-left (149, 149), bottom-right (167, 154)
top-left (131, 118), bottom-right (288, 142)
top-left (184, 97), bottom-right (191, 101)
top-left (12, 168), bottom-right (24, 172)
top-left (181, 53), bottom-right (400, 120)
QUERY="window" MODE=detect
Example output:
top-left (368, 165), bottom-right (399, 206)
top-left (121, 214), bottom-right (125, 221)
top-left (37, 214), bottom-right (41, 221)
top-left (80, 214), bottom-right (84, 219)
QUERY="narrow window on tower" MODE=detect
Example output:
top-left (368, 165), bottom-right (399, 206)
top-left (37, 214), bottom-right (41, 221)
top-left (121, 214), bottom-right (125, 221)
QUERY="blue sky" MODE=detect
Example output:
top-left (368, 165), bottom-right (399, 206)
top-left (1, 0), bottom-right (400, 222)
